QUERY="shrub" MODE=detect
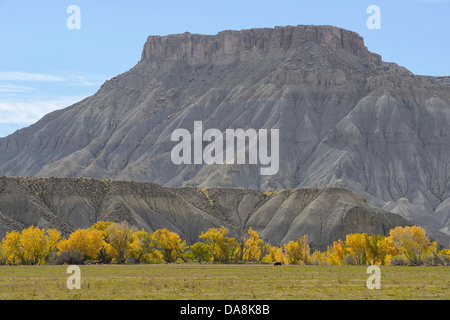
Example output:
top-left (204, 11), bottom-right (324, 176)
top-left (390, 255), bottom-right (407, 266)
top-left (50, 249), bottom-right (84, 265)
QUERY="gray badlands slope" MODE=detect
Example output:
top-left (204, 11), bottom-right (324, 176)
top-left (0, 177), bottom-right (410, 250)
top-left (0, 25), bottom-right (449, 244)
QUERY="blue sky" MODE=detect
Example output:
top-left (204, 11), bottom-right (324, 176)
top-left (1, 0), bottom-right (449, 137)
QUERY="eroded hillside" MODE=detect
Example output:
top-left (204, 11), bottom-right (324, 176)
top-left (0, 176), bottom-right (414, 250)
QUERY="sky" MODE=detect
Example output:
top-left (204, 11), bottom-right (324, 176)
top-left (0, 0), bottom-right (449, 137)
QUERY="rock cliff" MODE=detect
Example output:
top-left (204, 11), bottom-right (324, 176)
top-left (141, 25), bottom-right (381, 65)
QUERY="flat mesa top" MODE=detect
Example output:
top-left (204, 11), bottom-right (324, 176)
top-left (140, 25), bottom-right (382, 66)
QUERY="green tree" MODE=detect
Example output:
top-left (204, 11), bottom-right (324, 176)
top-left (104, 222), bottom-right (135, 263)
top-left (128, 229), bottom-right (162, 263)
top-left (364, 233), bottom-right (390, 265)
top-left (186, 242), bottom-right (213, 263)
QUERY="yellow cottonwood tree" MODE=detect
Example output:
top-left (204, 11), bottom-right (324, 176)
top-left (1, 227), bottom-right (61, 265)
top-left (326, 239), bottom-right (346, 265)
top-left (283, 235), bottom-right (311, 265)
top-left (57, 228), bottom-right (106, 261)
top-left (439, 245), bottom-right (450, 265)
top-left (199, 226), bottom-right (240, 263)
top-left (388, 226), bottom-right (430, 265)
top-left (262, 244), bottom-right (286, 264)
top-left (312, 250), bottom-right (327, 265)
top-left (87, 220), bottom-right (114, 263)
top-left (243, 228), bottom-right (269, 262)
top-left (46, 229), bottom-right (62, 255)
top-left (153, 228), bottom-right (187, 263)
top-left (284, 241), bottom-right (302, 264)
top-left (1, 222), bottom-right (443, 267)
top-left (20, 226), bottom-right (61, 265)
top-left (345, 233), bottom-right (367, 265)
top-left (88, 220), bottom-right (114, 237)
top-left (0, 230), bottom-right (23, 265)
top-left (20, 226), bottom-right (46, 265)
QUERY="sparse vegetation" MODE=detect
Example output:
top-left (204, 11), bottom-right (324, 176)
top-left (199, 187), bottom-right (214, 207)
top-left (262, 189), bottom-right (296, 197)
top-left (263, 190), bottom-right (285, 197)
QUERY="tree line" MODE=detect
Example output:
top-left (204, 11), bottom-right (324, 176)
top-left (0, 221), bottom-right (449, 266)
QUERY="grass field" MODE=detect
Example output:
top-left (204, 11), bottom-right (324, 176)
top-left (0, 264), bottom-right (448, 300)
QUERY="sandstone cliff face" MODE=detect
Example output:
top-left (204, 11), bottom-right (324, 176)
top-left (0, 25), bottom-right (449, 243)
top-left (141, 25), bottom-right (381, 66)
top-left (0, 177), bottom-right (411, 250)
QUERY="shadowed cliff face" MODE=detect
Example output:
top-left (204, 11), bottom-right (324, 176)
top-left (0, 177), bottom-right (412, 250)
top-left (0, 25), bottom-right (449, 241)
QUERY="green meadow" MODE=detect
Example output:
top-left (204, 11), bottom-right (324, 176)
top-left (0, 264), bottom-right (448, 300)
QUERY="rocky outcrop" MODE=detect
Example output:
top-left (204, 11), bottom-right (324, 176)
top-left (141, 25), bottom-right (382, 65)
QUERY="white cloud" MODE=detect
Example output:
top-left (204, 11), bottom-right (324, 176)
top-left (66, 74), bottom-right (105, 87)
top-left (0, 71), bottom-right (106, 136)
top-left (0, 96), bottom-right (85, 124)
top-left (0, 71), bottom-right (107, 87)
top-left (0, 84), bottom-right (37, 93)
top-left (0, 71), bottom-right (65, 82)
